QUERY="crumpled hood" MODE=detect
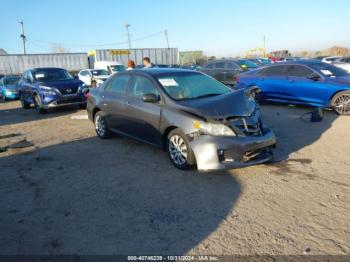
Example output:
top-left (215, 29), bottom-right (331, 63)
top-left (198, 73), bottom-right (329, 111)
top-left (177, 89), bottom-right (256, 120)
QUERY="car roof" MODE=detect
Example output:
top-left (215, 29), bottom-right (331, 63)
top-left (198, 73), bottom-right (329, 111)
top-left (271, 60), bottom-right (326, 66)
top-left (32, 67), bottom-right (65, 71)
top-left (128, 68), bottom-right (198, 76)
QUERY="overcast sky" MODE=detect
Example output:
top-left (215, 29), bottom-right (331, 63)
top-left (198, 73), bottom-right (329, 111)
top-left (1, 0), bottom-right (349, 56)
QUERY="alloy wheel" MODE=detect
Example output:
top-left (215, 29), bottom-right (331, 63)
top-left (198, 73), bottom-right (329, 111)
top-left (95, 115), bottom-right (106, 137)
top-left (333, 93), bottom-right (350, 115)
top-left (168, 135), bottom-right (188, 166)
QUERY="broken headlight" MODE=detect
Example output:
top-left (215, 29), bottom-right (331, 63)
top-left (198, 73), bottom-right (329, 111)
top-left (193, 121), bottom-right (236, 136)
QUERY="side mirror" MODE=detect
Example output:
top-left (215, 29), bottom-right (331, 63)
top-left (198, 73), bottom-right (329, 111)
top-left (308, 73), bottom-right (320, 81)
top-left (74, 74), bottom-right (79, 79)
top-left (142, 93), bottom-right (159, 103)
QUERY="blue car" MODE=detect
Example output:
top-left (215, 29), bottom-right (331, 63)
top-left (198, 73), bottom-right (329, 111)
top-left (236, 60), bottom-right (350, 115)
top-left (0, 75), bottom-right (21, 100)
top-left (18, 67), bottom-right (87, 113)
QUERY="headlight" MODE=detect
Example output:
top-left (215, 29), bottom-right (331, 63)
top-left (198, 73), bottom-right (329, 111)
top-left (4, 89), bottom-right (13, 95)
top-left (40, 86), bottom-right (57, 96)
top-left (193, 121), bottom-right (236, 136)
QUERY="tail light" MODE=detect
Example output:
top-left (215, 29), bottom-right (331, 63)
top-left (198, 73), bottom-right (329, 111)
top-left (84, 91), bottom-right (91, 100)
top-left (235, 75), bottom-right (240, 82)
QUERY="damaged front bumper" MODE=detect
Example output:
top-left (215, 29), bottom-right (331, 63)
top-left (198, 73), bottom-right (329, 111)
top-left (189, 129), bottom-right (276, 172)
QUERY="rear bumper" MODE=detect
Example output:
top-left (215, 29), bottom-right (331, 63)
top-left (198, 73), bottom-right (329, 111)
top-left (190, 129), bottom-right (276, 172)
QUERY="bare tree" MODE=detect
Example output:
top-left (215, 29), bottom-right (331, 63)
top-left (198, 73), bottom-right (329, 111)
top-left (50, 44), bottom-right (70, 53)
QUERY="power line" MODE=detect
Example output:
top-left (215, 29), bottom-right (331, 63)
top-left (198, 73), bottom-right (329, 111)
top-left (26, 30), bottom-right (167, 48)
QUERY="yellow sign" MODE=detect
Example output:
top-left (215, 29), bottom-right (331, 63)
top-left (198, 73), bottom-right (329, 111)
top-left (110, 50), bottom-right (130, 55)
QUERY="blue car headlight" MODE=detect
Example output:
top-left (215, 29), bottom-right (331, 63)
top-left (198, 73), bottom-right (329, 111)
top-left (40, 86), bottom-right (58, 96)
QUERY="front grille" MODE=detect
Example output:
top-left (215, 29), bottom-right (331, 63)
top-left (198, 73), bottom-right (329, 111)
top-left (59, 87), bottom-right (79, 95)
top-left (242, 148), bottom-right (271, 163)
top-left (229, 116), bottom-right (263, 136)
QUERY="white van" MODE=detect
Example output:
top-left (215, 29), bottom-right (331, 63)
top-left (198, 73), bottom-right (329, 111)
top-left (94, 61), bottom-right (126, 74)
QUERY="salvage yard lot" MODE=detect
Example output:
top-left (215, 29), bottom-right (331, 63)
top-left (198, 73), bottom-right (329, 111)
top-left (0, 100), bottom-right (349, 255)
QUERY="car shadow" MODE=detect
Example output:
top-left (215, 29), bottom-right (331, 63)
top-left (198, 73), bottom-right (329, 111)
top-left (0, 101), bottom-right (81, 127)
top-left (260, 103), bottom-right (339, 162)
top-left (0, 136), bottom-right (241, 255)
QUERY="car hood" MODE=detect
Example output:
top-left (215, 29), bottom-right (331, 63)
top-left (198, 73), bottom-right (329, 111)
top-left (328, 75), bottom-right (350, 86)
top-left (176, 89), bottom-right (256, 120)
top-left (38, 79), bottom-right (83, 90)
top-left (93, 75), bottom-right (109, 80)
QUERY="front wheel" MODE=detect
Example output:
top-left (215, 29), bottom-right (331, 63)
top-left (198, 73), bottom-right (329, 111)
top-left (167, 129), bottom-right (196, 170)
top-left (33, 94), bottom-right (47, 114)
top-left (94, 111), bottom-right (111, 139)
top-left (331, 91), bottom-right (350, 115)
top-left (20, 93), bottom-right (31, 109)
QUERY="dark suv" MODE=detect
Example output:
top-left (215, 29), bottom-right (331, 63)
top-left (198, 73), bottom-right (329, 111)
top-left (200, 59), bottom-right (244, 86)
top-left (18, 67), bottom-right (86, 113)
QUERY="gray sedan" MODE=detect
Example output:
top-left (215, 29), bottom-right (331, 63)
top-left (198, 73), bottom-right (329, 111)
top-left (87, 68), bottom-right (276, 171)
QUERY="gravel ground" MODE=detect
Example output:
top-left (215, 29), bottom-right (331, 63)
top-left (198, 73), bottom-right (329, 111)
top-left (0, 100), bottom-right (349, 256)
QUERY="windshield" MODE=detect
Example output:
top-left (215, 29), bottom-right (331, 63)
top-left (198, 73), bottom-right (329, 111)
top-left (157, 72), bottom-right (231, 101)
top-left (237, 59), bottom-right (258, 68)
top-left (91, 69), bottom-right (110, 76)
top-left (4, 77), bottom-right (20, 85)
top-left (110, 65), bottom-right (125, 72)
top-left (310, 63), bottom-right (348, 77)
top-left (33, 69), bottom-right (73, 81)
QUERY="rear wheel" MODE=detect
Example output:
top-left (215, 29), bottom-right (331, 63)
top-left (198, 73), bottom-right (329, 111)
top-left (331, 91), bottom-right (350, 115)
top-left (94, 111), bottom-right (111, 139)
top-left (20, 93), bottom-right (31, 109)
top-left (33, 94), bottom-right (47, 114)
top-left (167, 129), bottom-right (196, 170)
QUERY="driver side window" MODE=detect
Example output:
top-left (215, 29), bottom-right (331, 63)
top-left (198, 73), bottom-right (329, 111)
top-left (130, 76), bottom-right (159, 98)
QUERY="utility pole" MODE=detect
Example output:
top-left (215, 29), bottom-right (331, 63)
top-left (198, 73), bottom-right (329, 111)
top-left (125, 23), bottom-right (131, 50)
top-left (19, 20), bottom-right (26, 54)
top-left (164, 30), bottom-right (170, 49)
top-left (263, 34), bottom-right (266, 57)
top-left (164, 30), bottom-right (170, 64)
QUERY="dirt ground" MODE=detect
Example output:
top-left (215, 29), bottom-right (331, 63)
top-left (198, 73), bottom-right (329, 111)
top-left (0, 100), bottom-right (349, 256)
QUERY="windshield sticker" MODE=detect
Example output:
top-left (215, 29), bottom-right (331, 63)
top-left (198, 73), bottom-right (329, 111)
top-left (320, 70), bottom-right (333, 76)
top-left (159, 78), bottom-right (178, 86)
top-left (35, 73), bottom-right (45, 78)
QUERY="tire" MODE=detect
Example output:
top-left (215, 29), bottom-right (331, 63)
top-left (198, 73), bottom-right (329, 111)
top-left (167, 128), bottom-right (196, 170)
top-left (330, 91), bottom-right (350, 115)
top-left (20, 93), bottom-right (31, 109)
top-left (94, 111), bottom-right (111, 139)
top-left (33, 94), bottom-right (47, 114)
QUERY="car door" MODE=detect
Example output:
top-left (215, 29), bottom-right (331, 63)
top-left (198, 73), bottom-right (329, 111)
top-left (286, 65), bottom-right (327, 106)
top-left (225, 61), bottom-right (242, 85)
top-left (213, 61), bottom-right (226, 83)
top-left (21, 71), bottom-right (35, 101)
top-left (256, 65), bottom-right (291, 101)
top-left (100, 74), bottom-right (131, 132)
top-left (124, 74), bottom-right (162, 146)
top-left (201, 62), bottom-right (215, 78)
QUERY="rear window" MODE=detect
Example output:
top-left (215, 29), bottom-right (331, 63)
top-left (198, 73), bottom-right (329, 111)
top-left (4, 77), bottom-right (20, 85)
